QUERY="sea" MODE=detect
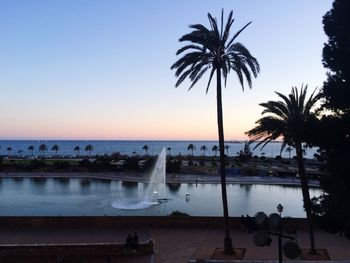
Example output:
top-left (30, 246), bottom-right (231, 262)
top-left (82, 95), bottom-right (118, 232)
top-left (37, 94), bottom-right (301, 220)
top-left (0, 140), bottom-right (318, 159)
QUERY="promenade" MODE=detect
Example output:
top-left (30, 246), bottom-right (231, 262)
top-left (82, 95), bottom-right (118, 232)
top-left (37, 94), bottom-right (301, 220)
top-left (0, 224), bottom-right (349, 262)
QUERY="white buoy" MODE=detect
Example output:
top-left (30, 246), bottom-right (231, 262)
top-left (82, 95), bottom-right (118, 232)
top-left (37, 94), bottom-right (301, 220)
top-left (185, 193), bottom-right (190, 201)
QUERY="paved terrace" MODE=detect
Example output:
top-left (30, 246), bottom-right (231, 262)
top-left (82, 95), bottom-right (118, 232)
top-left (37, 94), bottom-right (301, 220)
top-left (0, 218), bottom-right (348, 262)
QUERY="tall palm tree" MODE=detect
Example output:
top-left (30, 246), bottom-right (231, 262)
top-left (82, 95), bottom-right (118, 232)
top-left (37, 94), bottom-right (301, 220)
top-left (171, 10), bottom-right (260, 253)
top-left (85, 144), bottom-right (93, 157)
top-left (39, 144), bottom-right (47, 156)
top-left (28, 145), bottom-right (34, 156)
top-left (51, 144), bottom-right (60, 156)
top-left (224, 145), bottom-right (230, 156)
top-left (187, 144), bottom-right (195, 157)
top-left (74, 146), bottom-right (80, 156)
top-left (142, 145), bottom-right (149, 156)
top-left (212, 145), bottom-right (219, 157)
top-left (246, 85), bottom-right (321, 253)
top-left (200, 145), bottom-right (207, 156)
top-left (6, 147), bottom-right (12, 157)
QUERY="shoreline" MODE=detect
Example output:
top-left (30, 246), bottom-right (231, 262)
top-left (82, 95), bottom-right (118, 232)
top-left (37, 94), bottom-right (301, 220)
top-left (0, 172), bottom-right (321, 187)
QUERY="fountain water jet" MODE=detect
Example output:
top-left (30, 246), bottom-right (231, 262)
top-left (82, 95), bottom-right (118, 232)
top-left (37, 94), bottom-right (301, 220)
top-left (112, 147), bottom-right (167, 210)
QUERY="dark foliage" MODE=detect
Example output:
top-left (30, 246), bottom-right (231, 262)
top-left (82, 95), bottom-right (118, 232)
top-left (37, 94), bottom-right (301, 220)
top-left (309, 0), bottom-right (350, 238)
top-left (166, 159), bottom-right (182, 173)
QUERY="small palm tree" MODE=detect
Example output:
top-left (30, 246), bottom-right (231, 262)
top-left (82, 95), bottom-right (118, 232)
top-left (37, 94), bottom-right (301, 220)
top-left (28, 145), bottom-right (34, 156)
top-left (285, 146), bottom-right (292, 159)
top-left (200, 145), bottom-right (207, 156)
top-left (212, 145), bottom-right (219, 157)
top-left (39, 144), bottom-right (47, 156)
top-left (74, 146), bottom-right (80, 156)
top-left (224, 145), bottom-right (230, 156)
top-left (51, 144), bottom-right (60, 156)
top-left (246, 85), bottom-right (321, 253)
top-left (6, 147), bottom-right (12, 156)
top-left (85, 144), bottom-right (93, 157)
top-left (187, 144), bottom-right (195, 157)
top-left (142, 145), bottom-right (149, 156)
top-left (172, 10), bottom-right (260, 253)
top-left (167, 147), bottom-right (171, 156)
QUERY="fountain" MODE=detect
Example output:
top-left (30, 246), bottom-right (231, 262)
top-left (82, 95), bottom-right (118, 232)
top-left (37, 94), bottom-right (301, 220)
top-left (112, 148), bottom-right (167, 210)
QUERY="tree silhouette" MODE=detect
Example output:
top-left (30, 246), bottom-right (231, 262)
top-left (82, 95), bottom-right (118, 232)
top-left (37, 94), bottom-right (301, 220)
top-left (39, 144), bottom-right (47, 156)
top-left (167, 147), bottom-right (171, 156)
top-left (74, 146), bottom-right (80, 156)
top-left (212, 145), bottom-right (219, 157)
top-left (200, 145), bottom-right (207, 156)
top-left (171, 10), bottom-right (260, 253)
top-left (6, 147), bottom-right (12, 156)
top-left (142, 145), bottom-right (149, 156)
top-left (28, 145), bottom-right (34, 156)
top-left (85, 144), bottom-right (93, 157)
top-left (246, 85), bottom-right (321, 253)
top-left (224, 145), bottom-right (230, 156)
top-left (187, 144), bottom-right (195, 157)
top-left (51, 144), bottom-right (60, 156)
top-left (285, 146), bottom-right (292, 159)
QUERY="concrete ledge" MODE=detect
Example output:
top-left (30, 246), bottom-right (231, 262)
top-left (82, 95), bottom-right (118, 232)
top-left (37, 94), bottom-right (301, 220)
top-left (0, 216), bottom-right (309, 229)
top-left (0, 241), bottom-right (154, 257)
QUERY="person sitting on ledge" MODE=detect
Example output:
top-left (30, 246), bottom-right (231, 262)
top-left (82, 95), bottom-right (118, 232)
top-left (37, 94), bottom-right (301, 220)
top-left (132, 232), bottom-right (139, 250)
top-left (125, 233), bottom-right (133, 253)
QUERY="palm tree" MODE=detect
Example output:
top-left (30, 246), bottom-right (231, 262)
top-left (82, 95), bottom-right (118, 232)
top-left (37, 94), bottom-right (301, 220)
top-left (167, 147), bottom-right (171, 157)
top-left (85, 144), bottom-right (93, 157)
top-left (212, 145), bottom-right (219, 157)
top-left (187, 144), bottom-right (195, 157)
top-left (224, 145), bottom-right (230, 156)
top-left (6, 147), bottom-right (12, 157)
top-left (200, 145), bottom-right (207, 156)
top-left (171, 10), bottom-right (260, 253)
top-left (246, 85), bottom-right (321, 253)
top-left (142, 145), bottom-right (149, 156)
top-left (285, 146), bottom-right (292, 159)
top-left (74, 146), bottom-right (80, 156)
top-left (28, 145), bottom-right (34, 156)
top-left (51, 144), bottom-right (60, 156)
top-left (39, 144), bottom-right (47, 156)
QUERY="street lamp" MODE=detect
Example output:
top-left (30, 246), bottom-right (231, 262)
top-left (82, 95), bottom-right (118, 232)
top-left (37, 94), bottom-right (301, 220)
top-left (277, 204), bottom-right (284, 263)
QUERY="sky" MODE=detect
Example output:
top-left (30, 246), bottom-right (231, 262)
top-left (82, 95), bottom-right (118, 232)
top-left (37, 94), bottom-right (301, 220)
top-left (0, 0), bottom-right (333, 140)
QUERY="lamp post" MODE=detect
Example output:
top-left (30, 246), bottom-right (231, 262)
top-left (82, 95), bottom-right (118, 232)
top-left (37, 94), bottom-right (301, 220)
top-left (277, 204), bottom-right (284, 263)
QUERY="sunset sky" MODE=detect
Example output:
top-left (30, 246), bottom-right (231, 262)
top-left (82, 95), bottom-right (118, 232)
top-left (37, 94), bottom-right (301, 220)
top-left (0, 0), bottom-right (332, 140)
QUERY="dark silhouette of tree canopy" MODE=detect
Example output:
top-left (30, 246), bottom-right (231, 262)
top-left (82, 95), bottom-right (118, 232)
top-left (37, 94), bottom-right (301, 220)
top-left (285, 146), bottom-right (292, 159)
top-left (85, 144), bottom-right (93, 157)
top-left (28, 145), bottom-right (34, 156)
top-left (171, 10), bottom-right (260, 254)
top-left (39, 144), bottom-right (47, 156)
top-left (246, 85), bottom-right (321, 253)
top-left (51, 145), bottom-right (60, 156)
top-left (212, 145), bottom-right (219, 157)
top-left (309, 0), bottom-right (350, 238)
top-left (74, 146), bottom-right (80, 156)
top-left (187, 144), bottom-right (195, 157)
top-left (322, 0), bottom-right (350, 113)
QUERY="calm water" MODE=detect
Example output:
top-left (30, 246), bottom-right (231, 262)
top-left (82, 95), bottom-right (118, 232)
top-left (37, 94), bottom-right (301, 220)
top-left (0, 140), bottom-right (317, 159)
top-left (0, 177), bottom-right (321, 217)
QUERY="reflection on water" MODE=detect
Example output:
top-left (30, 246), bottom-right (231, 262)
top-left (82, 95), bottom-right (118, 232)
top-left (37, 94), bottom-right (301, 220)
top-left (0, 177), bottom-right (322, 217)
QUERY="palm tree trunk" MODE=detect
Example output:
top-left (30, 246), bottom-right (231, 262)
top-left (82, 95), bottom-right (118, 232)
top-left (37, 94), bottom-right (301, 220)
top-left (296, 142), bottom-right (316, 253)
top-left (216, 68), bottom-right (233, 254)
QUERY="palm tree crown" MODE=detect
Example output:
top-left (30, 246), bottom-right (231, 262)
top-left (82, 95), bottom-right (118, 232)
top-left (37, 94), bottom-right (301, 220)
top-left (74, 146), bottom-right (80, 155)
top-left (246, 85), bottom-right (321, 151)
top-left (51, 145), bottom-right (60, 155)
top-left (39, 144), bottom-right (47, 155)
top-left (85, 144), bottom-right (93, 156)
top-left (171, 10), bottom-right (259, 93)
